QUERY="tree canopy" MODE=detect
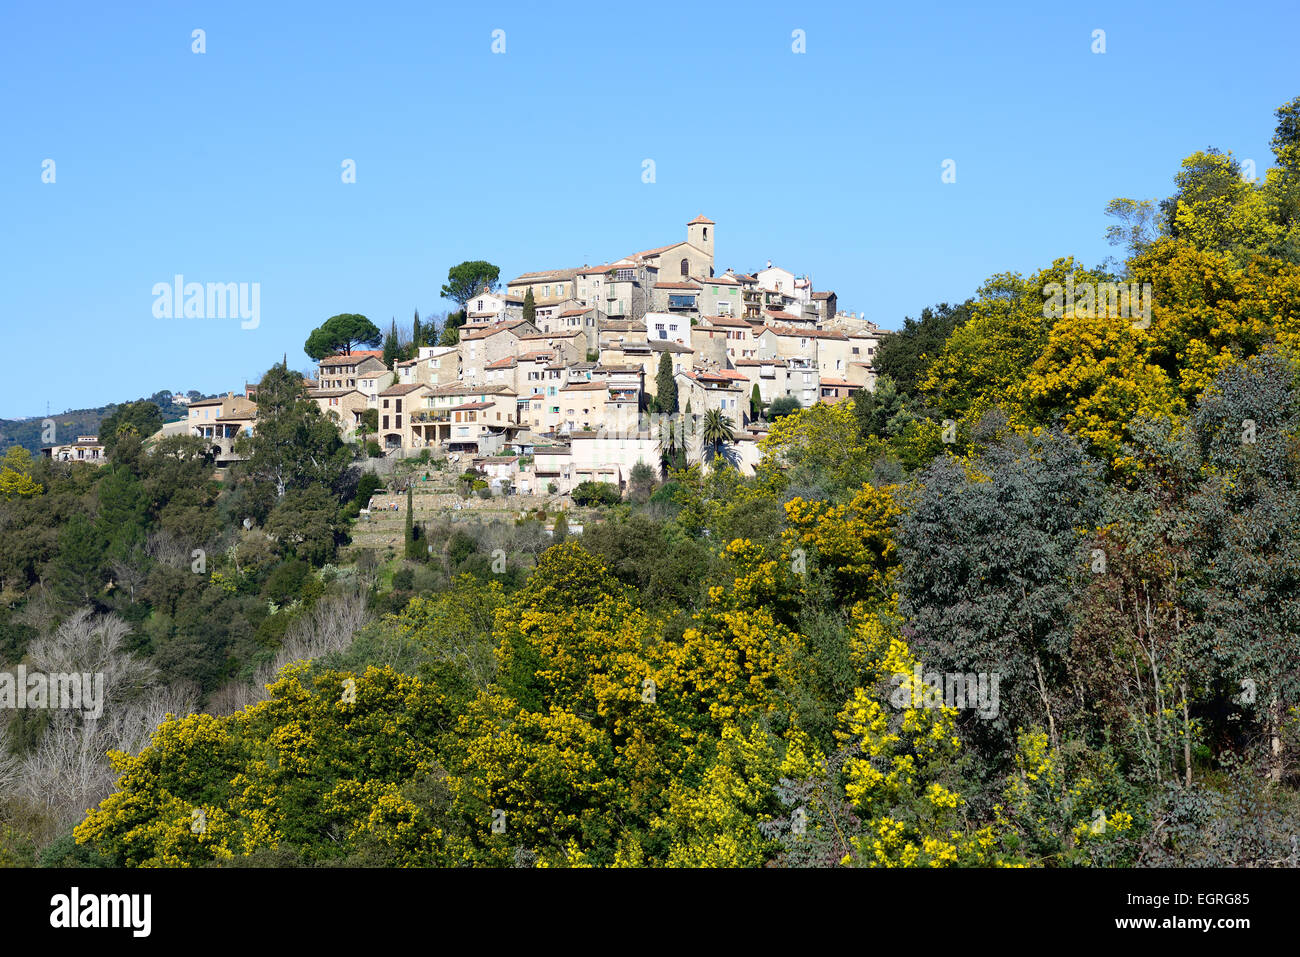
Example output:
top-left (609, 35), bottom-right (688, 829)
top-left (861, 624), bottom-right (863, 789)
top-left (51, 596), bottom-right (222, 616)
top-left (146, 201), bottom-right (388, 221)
top-left (303, 314), bottom-right (382, 362)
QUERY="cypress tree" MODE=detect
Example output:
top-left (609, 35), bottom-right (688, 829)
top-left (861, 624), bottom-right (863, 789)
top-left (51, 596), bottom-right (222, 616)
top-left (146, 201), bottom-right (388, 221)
top-left (655, 352), bottom-right (678, 414)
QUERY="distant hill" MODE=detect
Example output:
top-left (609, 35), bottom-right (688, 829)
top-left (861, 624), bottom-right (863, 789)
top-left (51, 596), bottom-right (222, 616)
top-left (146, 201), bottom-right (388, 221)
top-left (0, 390), bottom-right (204, 454)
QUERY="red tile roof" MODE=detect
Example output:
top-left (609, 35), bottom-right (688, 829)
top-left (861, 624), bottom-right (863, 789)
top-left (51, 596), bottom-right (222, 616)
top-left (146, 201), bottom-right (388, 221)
top-left (320, 350), bottom-right (384, 365)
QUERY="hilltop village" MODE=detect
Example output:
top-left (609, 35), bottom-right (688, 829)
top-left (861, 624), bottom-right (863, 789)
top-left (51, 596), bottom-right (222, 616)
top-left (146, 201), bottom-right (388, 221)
top-left (91, 216), bottom-right (884, 495)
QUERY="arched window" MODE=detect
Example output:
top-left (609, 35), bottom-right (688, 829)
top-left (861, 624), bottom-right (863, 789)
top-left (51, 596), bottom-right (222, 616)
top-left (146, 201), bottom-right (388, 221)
top-left (680, 258), bottom-right (689, 276)
top-left (702, 227), bottom-right (708, 241)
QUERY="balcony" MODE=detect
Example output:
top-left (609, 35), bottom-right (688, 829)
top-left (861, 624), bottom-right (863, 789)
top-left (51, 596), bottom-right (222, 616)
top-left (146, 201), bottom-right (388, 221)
top-left (411, 410), bottom-right (451, 423)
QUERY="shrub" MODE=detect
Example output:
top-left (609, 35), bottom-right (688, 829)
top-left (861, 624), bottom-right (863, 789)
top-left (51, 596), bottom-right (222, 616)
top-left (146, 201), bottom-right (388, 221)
top-left (571, 481), bottom-right (622, 507)
top-left (767, 396), bottom-right (802, 420)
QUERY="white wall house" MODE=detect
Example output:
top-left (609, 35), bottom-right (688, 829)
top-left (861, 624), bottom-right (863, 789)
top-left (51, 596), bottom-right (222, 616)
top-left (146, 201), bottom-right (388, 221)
top-left (642, 310), bottom-right (689, 344)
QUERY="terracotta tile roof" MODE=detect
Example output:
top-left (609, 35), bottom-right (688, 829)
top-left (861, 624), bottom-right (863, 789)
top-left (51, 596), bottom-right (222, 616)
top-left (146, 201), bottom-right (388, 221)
top-left (430, 382), bottom-right (514, 396)
top-left (486, 357), bottom-right (518, 369)
top-left (558, 308), bottom-right (593, 317)
top-left (631, 242), bottom-right (680, 259)
top-left (811, 291), bottom-right (835, 300)
top-left (319, 350), bottom-right (384, 365)
top-left (654, 281), bottom-right (701, 290)
top-left (687, 214), bottom-right (715, 225)
top-left (379, 383), bottom-right (428, 396)
top-left (448, 401), bottom-right (496, 411)
top-left (461, 320), bottom-right (532, 341)
top-left (520, 331), bottom-right (581, 340)
top-left (764, 323), bottom-right (849, 340)
top-left (820, 378), bottom-right (856, 387)
top-left (507, 267), bottom-right (583, 283)
top-left (561, 381), bottom-right (608, 392)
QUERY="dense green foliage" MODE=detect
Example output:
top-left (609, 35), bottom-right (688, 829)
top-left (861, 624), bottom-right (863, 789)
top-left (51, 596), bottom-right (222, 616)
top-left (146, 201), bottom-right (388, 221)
top-left (4, 98), bottom-right (1300, 870)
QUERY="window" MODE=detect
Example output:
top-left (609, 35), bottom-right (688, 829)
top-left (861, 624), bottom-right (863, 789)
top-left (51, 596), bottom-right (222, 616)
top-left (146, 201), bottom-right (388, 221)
top-left (543, 285), bottom-right (550, 297)
top-left (476, 300), bottom-right (483, 310)
top-left (680, 258), bottom-right (689, 276)
top-left (702, 227), bottom-right (708, 241)
top-left (396, 415), bottom-right (402, 428)
top-left (382, 415), bottom-right (389, 429)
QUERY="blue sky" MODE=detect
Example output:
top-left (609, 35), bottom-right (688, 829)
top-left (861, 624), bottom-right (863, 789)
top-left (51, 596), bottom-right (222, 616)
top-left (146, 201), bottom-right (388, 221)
top-left (2, 0), bottom-right (1297, 417)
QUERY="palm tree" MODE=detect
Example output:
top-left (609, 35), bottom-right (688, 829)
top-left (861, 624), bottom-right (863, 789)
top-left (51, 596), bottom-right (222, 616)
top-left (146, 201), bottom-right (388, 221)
top-left (700, 409), bottom-right (736, 466)
top-left (656, 417), bottom-right (679, 479)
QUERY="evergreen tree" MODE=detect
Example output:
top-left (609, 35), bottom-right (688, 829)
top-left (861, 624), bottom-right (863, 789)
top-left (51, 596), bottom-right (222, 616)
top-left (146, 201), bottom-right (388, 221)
top-left (52, 513), bottom-right (106, 605)
top-left (523, 288), bottom-right (536, 325)
top-left (655, 352), bottom-right (678, 414)
top-left (750, 383), bottom-right (762, 422)
top-left (439, 310), bottom-right (466, 346)
top-left (235, 364), bottom-right (350, 499)
top-left (382, 319), bottom-right (401, 368)
top-left (404, 485), bottom-right (420, 559)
